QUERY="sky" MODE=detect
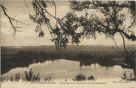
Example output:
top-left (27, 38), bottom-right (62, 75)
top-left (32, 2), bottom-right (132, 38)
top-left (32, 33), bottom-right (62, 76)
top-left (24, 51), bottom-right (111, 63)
top-left (0, 1), bottom-right (136, 46)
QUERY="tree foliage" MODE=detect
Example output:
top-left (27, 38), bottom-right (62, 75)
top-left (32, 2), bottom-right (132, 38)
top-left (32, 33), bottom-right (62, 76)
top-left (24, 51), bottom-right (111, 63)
top-left (1, 1), bottom-right (135, 49)
top-left (30, 1), bottom-right (136, 50)
top-left (70, 1), bottom-right (136, 40)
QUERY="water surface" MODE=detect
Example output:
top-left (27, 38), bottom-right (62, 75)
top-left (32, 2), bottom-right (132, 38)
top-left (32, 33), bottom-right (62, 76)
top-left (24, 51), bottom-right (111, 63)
top-left (3, 59), bottom-right (134, 79)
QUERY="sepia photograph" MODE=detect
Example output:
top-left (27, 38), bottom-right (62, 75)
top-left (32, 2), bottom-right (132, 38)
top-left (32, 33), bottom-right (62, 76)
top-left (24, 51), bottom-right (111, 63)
top-left (0, 0), bottom-right (136, 88)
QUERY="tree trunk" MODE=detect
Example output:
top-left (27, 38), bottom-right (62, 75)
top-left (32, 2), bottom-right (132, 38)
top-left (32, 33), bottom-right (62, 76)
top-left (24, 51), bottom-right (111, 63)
top-left (133, 55), bottom-right (136, 80)
top-left (119, 32), bottom-right (127, 58)
top-left (119, 32), bottom-right (136, 80)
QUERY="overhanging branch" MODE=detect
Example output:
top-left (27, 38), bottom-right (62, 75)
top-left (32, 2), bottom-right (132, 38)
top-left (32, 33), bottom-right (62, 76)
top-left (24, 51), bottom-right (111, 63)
top-left (0, 4), bottom-right (29, 36)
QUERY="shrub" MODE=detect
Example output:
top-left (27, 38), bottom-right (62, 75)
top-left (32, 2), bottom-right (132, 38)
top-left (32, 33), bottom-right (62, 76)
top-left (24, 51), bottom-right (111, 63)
top-left (15, 73), bottom-right (20, 81)
top-left (24, 69), bottom-right (40, 81)
top-left (87, 75), bottom-right (95, 80)
top-left (74, 73), bottom-right (86, 81)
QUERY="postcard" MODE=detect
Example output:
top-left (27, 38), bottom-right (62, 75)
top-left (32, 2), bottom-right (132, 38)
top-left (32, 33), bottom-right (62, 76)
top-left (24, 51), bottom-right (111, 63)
top-left (0, 0), bottom-right (136, 88)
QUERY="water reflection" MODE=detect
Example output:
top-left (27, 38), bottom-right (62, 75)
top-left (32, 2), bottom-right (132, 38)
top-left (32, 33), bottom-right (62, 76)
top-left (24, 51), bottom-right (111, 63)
top-left (2, 59), bottom-right (133, 80)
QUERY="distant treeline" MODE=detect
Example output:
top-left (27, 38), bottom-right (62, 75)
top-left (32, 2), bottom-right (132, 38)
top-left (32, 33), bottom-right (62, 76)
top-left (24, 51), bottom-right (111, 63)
top-left (1, 46), bottom-right (135, 74)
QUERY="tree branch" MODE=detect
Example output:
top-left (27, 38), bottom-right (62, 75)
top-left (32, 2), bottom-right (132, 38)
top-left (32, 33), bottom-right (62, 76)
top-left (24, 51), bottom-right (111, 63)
top-left (24, 0), bottom-right (28, 8)
top-left (0, 4), bottom-right (29, 36)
